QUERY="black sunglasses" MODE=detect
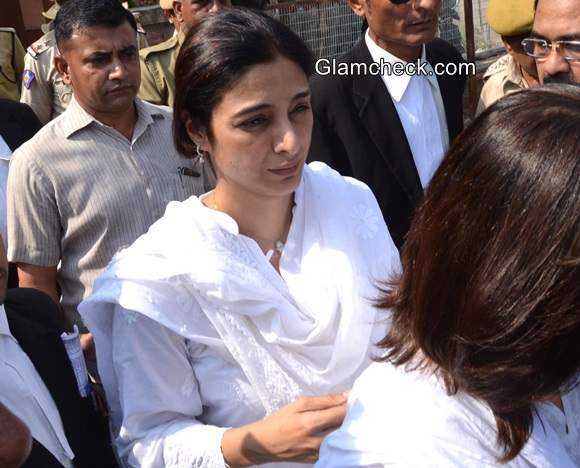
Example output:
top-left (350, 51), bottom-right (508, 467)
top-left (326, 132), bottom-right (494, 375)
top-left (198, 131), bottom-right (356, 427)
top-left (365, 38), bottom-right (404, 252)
top-left (390, 0), bottom-right (411, 4)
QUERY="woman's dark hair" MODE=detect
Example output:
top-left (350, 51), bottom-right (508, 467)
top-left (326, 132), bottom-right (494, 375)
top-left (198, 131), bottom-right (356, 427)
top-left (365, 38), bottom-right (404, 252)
top-left (54, 0), bottom-right (137, 48)
top-left (378, 85), bottom-right (580, 462)
top-left (173, 8), bottom-right (313, 157)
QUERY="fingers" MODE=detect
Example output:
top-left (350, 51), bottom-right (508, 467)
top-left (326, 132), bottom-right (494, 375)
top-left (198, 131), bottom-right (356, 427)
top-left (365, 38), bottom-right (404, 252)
top-left (308, 402), bottom-right (347, 434)
top-left (295, 393), bottom-right (348, 412)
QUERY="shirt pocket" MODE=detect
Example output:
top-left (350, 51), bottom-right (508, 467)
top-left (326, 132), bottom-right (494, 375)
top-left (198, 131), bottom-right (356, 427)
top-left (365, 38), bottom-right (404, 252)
top-left (160, 161), bottom-right (209, 201)
top-left (0, 48), bottom-right (16, 82)
top-left (155, 172), bottom-right (202, 206)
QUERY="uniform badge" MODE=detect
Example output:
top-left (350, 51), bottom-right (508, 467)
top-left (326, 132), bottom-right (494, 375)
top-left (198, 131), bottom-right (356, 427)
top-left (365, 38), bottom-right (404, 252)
top-left (22, 69), bottom-right (36, 89)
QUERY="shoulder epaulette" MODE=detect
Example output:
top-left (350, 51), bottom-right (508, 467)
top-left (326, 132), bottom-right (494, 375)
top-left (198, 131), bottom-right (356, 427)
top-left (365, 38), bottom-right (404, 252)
top-left (140, 35), bottom-right (178, 59)
top-left (0, 27), bottom-right (16, 34)
top-left (483, 54), bottom-right (511, 79)
top-left (26, 31), bottom-right (55, 59)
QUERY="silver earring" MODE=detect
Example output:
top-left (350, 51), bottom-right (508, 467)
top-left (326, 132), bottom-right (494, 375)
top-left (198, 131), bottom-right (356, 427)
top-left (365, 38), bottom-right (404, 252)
top-left (195, 145), bottom-right (205, 164)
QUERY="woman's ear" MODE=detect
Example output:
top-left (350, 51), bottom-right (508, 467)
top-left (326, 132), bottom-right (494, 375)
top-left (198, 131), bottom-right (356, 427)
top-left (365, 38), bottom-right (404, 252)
top-left (185, 116), bottom-right (210, 153)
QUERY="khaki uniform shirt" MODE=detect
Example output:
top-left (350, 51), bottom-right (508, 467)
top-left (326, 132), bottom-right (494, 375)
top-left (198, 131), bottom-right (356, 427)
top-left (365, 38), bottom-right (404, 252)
top-left (20, 30), bottom-right (72, 125)
top-left (476, 54), bottom-right (529, 115)
top-left (0, 28), bottom-right (25, 101)
top-left (8, 97), bottom-right (214, 328)
top-left (138, 32), bottom-right (183, 106)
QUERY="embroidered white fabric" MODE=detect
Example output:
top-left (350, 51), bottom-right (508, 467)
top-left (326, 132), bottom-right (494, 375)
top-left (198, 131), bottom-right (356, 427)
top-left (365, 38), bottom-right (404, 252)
top-left (80, 162), bottom-right (400, 467)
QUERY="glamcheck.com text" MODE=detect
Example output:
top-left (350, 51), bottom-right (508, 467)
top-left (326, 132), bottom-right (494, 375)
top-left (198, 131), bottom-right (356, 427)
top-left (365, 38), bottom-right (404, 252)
top-left (315, 58), bottom-right (476, 77)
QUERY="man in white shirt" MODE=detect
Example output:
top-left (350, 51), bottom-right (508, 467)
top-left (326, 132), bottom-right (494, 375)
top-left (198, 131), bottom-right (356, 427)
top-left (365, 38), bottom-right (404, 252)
top-left (308, 0), bottom-right (466, 249)
top-left (8, 0), bottom-right (210, 356)
top-left (0, 235), bottom-right (117, 467)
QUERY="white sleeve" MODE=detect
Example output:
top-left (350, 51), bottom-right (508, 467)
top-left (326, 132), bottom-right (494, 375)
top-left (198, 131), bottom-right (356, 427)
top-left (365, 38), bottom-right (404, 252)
top-left (111, 305), bottom-right (229, 468)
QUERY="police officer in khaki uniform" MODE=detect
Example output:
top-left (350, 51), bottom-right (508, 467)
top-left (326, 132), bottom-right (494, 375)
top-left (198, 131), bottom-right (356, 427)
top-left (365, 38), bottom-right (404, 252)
top-left (21, 0), bottom-right (149, 125)
top-left (20, 28), bottom-right (72, 125)
top-left (139, 0), bottom-right (182, 106)
top-left (0, 28), bottom-right (25, 101)
top-left (476, 0), bottom-right (539, 114)
top-left (160, 0), bottom-right (181, 31)
top-left (139, 0), bottom-right (229, 106)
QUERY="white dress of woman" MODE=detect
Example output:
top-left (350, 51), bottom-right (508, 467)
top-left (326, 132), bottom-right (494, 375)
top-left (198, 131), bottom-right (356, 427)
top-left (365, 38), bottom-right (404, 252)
top-left (79, 162), bottom-right (400, 467)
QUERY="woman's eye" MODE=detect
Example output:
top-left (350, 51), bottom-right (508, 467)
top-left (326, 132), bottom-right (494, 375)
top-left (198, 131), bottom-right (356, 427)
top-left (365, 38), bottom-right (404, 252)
top-left (292, 103), bottom-right (311, 114)
top-left (239, 116), bottom-right (267, 129)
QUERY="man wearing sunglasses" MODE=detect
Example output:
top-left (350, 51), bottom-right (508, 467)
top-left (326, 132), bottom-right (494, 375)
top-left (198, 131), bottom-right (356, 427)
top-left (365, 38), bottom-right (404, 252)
top-left (524, 0), bottom-right (580, 84)
top-left (308, 0), bottom-right (466, 250)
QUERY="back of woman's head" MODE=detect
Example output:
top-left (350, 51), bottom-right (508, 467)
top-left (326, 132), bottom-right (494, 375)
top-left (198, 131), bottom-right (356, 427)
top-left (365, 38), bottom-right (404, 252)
top-left (173, 8), bottom-right (313, 157)
top-left (379, 84), bottom-right (580, 461)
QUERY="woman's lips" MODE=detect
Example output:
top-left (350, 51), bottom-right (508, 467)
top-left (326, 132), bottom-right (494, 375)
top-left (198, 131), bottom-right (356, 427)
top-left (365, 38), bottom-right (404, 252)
top-left (268, 162), bottom-right (300, 177)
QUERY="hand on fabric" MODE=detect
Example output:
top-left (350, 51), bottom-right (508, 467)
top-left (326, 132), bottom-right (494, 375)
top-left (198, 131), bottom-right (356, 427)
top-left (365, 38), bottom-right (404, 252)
top-left (221, 393), bottom-right (348, 466)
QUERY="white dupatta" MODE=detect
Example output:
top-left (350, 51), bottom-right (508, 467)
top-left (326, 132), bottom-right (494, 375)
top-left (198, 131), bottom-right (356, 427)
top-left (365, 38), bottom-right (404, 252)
top-left (80, 162), bottom-right (399, 423)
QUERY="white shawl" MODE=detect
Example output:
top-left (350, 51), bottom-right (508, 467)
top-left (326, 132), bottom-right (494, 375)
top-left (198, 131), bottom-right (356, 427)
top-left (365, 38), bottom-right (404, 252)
top-left (80, 162), bottom-right (399, 425)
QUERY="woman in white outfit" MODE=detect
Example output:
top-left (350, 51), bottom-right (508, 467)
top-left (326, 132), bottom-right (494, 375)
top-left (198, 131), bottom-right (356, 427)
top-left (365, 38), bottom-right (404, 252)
top-left (79, 9), bottom-right (399, 467)
top-left (317, 86), bottom-right (580, 467)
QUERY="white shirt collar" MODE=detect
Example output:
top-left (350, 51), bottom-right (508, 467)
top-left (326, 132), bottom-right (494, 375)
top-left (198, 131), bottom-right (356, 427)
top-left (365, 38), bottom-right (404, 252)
top-left (364, 30), bottom-right (438, 102)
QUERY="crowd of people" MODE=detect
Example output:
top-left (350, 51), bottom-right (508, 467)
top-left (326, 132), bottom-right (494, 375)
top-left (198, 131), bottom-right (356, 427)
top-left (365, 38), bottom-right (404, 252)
top-left (0, 0), bottom-right (578, 466)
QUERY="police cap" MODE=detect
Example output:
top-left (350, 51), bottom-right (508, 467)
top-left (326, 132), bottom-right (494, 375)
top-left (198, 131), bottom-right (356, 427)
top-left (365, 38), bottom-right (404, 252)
top-left (486, 0), bottom-right (535, 37)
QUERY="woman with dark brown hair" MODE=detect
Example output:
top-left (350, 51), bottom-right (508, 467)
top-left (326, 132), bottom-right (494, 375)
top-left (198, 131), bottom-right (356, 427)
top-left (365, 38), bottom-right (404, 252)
top-left (317, 85), bottom-right (580, 467)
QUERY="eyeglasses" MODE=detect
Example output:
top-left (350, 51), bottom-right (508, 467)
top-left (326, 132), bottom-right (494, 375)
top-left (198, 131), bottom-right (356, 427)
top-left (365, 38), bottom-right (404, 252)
top-left (521, 38), bottom-right (580, 61)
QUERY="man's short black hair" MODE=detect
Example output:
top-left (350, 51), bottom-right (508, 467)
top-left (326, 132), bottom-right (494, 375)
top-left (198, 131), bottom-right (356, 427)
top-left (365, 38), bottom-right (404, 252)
top-left (54, 0), bottom-right (137, 47)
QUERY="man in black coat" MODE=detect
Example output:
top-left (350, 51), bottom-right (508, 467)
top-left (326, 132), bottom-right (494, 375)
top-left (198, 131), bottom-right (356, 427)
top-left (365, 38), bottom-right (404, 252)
top-left (0, 235), bottom-right (118, 468)
top-left (0, 99), bottom-right (42, 287)
top-left (308, 0), bottom-right (467, 249)
top-left (0, 99), bottom-right (41, 152)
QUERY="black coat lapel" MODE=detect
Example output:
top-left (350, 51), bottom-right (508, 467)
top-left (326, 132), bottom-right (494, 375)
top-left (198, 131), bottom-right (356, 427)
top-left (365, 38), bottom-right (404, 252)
top-left (21, 440), bottom-right (65, 468)
top-left (350, 40), bottom-right (423, 204)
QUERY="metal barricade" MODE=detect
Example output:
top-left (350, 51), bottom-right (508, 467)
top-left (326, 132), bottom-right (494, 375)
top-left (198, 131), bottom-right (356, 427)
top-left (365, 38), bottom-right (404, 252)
top-left (265, 0), bottom-right (503, 60)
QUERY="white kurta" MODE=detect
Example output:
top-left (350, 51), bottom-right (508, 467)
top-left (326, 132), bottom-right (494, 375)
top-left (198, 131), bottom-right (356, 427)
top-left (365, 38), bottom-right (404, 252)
top-left (317, 362), bottom-right (580, 467)
top-left (80, 162), bottom-right (400, 467)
